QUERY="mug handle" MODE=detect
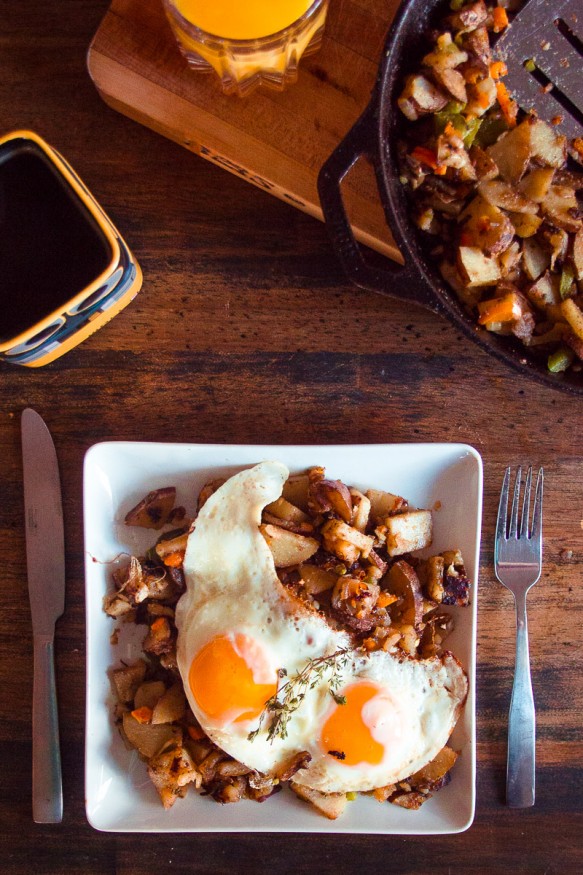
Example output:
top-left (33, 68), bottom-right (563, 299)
top-left (317, 100), bottom-right (441, 314)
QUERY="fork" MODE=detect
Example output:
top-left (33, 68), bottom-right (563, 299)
top-left (494, 466), bottom-right (544, 809)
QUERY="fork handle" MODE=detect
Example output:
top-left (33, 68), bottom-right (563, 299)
top-left (507, 591), bottom-right (536, 808)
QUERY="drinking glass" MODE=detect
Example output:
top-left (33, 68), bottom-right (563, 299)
top-left (163, 0), bottom-right (330, 96)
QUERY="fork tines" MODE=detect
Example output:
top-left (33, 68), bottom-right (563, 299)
top-left (497, 466), bottom-right (544, 542)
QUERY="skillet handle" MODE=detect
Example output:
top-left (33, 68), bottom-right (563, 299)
top-left (318, 103), bottom-right (440, 313)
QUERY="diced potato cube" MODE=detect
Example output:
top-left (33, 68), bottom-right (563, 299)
top-left (122, 712), bottom-right (181, 759)
top-left (561, 299), bottom-right (583, 342)
top-left (457, 246), bottom-right (501, 287)
top-left (152, 682), bottom-right (187, 725)
top-left (349, 488), bottom-right (371, 533)
top-left (384, 510), bottom-right (433, 557)
top-left (134, 681), bottom-right (166, 711)
top-left (112, 660), bottom-right (147, 705)
top-left (299, 564), bottom-right (338, 594)
top-left (265, 496), bottom-right (309, 524)
top-left (290, 782), bottom-right (348, 820)
top-left (282, 474), bottom-right (310, 511)
top-left (321, 519), bottom-right (374, 560)
top-left (260, 524), bottom-right (319, 567)
top-left (365, 488), bottom-right (406, 521)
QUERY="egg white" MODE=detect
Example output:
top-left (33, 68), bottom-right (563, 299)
top-left (175, 461), bottom-right (468, 793)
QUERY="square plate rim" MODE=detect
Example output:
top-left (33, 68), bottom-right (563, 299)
top-left (83, 440), bottom-right (482, 834)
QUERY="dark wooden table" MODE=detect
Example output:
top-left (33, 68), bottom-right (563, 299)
top-left (1, 1), bottom-right (582, 872)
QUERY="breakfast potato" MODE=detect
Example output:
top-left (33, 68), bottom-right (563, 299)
top-left (122, 712), bottom-right (181, 760)
top-left (321, 518), bottom-right (374, 562)
top-left (349, 488), bottom-right (371, 532)
top-left (383, 509), bottom-right (433, 556)
top-left (152, 682), bottom-right (187, 725)
top-left (366, 488), bottom-right (406, 521)
top-left (265, 496), bottom-right (310, 524)
top-left (299, 564), bottom-right (338, 595)
top-left (134, 680), bottom-right (166, 711)
top-left (386, 560), bottom-right (425, 630)
top-left (124, 487), bottom-right (177, 529)
top-left (260, 524), bottom-right (319, 566)
top-left (290, 782), bottom-right (348, 820)
top-left (112, 660), bottom-right (147, 705)
top-left (282, 473), bottom-right (310, 511)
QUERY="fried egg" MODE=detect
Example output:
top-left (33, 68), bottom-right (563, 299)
top-left (175, 461), bottom-right (468, 794)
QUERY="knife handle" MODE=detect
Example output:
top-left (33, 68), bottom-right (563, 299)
top-left (33, 635), bottom-right (63, 823)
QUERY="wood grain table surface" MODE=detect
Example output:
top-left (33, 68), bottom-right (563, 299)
top-left (1, 1), bottom-right (582, 873)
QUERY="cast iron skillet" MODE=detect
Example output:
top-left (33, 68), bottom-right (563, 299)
top-left (317, 0), bottom-right (583, 398)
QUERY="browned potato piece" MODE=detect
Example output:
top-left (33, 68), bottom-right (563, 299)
top-left (265, 496), bottom-right (310, 524)
top-left (147, 743), bottom-right (201, 809)
top-left (478, 180), bottom-right (537, 214)
top-left (134, 680), bottom-right (166, 711)
top-left (155, 531), bottom-right (189, 561)
top-left (282, 474), bottom-right (310, 511)
top-left (526, 272), bottom-right (560, 310)
top-left (112, 660), bottom-right (147, 705)
top-left (419, 554), bottom-right (445, 603)
top-left (459, 195), bottom-right (514, 256)
top-left (529, 119), bottom-right (567, 168)
top-left (561, 299), bottom-right (583, 342)
top-left (541, 186), bottom-right (582, 234)
top-left (384, 509), bottom-right (433, 556)
top-left (386, 560), bottom-right (425, 630)
top-left (457, 246), bottom-right (501, 287)
top-left (321, 519), bottom-right (374, 561)
top-left (290, 782), bottom-right (348, 820)
top-left (260, 524), bottom-right (319, 567)
top-left (124, 487), bottom-right (176, 530)
top-left (410, 746), bottom-right (459, 788)
top-left (152, 682), bottom-right (187, 725)
top-left (122, 712), bottom-right (181, 759)
top-left (522, 238), bottom-right (550, 281)
top-left (308, 478), bottom-right (353, 522)
top-left (573, 228), bottom-right (583, 281)
top-left (299, 564), bottom-right (338, 595)
top-left (519, 167), bottom-right (555, 203)
top-left (366, 488), bottom-right (406, 521)
top-left (509, 212), bottom-right (542, 239)
top-left (419, 610), bottom-right (454, 657)
top-left (398, 74), bottom-right (448, 121)
top-left (349, 488), bottom-right (371, 533)
top-left (487, 120), bottom-right (532, 184)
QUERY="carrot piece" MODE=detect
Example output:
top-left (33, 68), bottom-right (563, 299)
top-left (411, 146), bottom-right (439, 169)
top-left (377, 592), bottom-right (397, 608)
top-left (477, 292), bottom-right (521, 325)
top-left (162, 550), bottom-right (184, 567)
top-left (489, 60), bottom-right (507, 79)
top-left (492, 6), bottom-right (509, 32)
top-left (131, 706), bottom-right (153, 725)
top-left (362, 637), bottom-right (377, 651)
top-left (495, 80), bottom-right (518, 128)
top-left (150, 617), bottom-right (167, 633)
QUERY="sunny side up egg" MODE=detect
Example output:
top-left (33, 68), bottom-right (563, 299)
top-left (175, 461), bottom-right (468, 795)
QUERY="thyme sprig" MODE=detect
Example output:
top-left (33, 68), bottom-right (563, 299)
top-left (248, 648), bottom-right (350, 743)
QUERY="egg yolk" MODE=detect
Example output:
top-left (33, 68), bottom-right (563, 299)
top-left (189, 633), bottom-right (277, 724)
top-left (320, 682), bottom-right (388, 766)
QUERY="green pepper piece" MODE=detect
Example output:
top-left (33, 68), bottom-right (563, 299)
top-left (474, 115), bottom-right (509, 147)
top-left (547, 346), bottom-right (574, 373)
top-left (463, 118), bottom-right (483, 148)
top-left (559, 265), bottom-right (575, 299)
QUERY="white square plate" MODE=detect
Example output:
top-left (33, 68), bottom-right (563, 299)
top-left (84, 442), bottom-right (482, 833)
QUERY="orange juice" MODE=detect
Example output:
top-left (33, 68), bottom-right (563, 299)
top-left (172, 0), bottom-right (315, 40)
top-left (164, 0), bottom-right (329, 96)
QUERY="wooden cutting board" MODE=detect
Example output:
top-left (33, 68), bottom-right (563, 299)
top-left (87, 0), bottom-right (404, 261)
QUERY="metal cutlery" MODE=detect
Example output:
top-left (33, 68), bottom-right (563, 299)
top-left (21, 408), bottom-right (65, 824)
top-left (494, 465), bottom-right (544, 808)
top-left (495, 0), bottom-right (583, 144)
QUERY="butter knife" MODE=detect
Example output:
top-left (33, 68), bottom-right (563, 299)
top-left (21, 408), bottom-right (65, 824)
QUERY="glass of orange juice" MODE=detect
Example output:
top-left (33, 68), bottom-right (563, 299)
top-left (163, 0), bottom-right (330, 96)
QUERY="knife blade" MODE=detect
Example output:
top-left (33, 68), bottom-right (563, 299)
top-left (21, 408), bottom-right (65, 824)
